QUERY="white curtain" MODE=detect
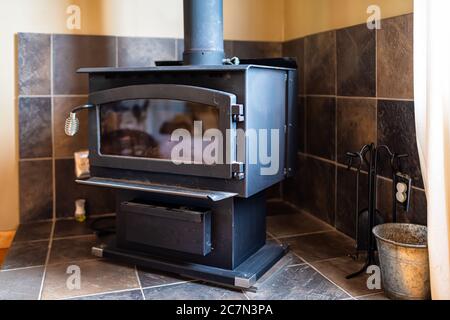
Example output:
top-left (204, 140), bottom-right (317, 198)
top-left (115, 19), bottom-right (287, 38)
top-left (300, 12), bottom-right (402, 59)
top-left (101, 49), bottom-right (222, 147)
top-left (414, 0), bottom-right (450, 300)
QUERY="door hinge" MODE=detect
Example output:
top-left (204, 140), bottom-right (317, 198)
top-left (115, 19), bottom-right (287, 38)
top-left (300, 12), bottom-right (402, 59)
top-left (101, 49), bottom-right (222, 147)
top-left (231, 104), bottom-right (245, 123)
top-left (232, 162), bottom-right (245, 180)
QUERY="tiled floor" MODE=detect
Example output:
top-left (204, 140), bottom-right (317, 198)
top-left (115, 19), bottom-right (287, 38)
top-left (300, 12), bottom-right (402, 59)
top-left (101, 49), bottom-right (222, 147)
top-left (0, 202), bottom-right (389, 300)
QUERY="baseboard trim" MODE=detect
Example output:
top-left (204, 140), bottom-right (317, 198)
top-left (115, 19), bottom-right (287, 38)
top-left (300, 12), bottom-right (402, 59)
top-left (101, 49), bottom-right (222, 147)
top-left (0, 231), bottom-right (16, 249)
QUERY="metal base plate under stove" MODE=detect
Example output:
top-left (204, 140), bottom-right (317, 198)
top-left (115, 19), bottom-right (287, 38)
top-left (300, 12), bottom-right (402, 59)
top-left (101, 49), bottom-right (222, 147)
top-left (92, 239), bottom-right (287, 290)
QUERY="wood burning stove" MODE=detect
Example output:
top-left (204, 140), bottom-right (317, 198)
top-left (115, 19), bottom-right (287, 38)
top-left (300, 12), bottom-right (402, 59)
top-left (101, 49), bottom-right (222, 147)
top-left (70, 0), bottom-right (298, 289)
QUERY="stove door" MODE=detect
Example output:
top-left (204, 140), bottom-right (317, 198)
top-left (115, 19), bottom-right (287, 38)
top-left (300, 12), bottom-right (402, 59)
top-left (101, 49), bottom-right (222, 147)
top-left (88, 84), bottom-right (243, 180)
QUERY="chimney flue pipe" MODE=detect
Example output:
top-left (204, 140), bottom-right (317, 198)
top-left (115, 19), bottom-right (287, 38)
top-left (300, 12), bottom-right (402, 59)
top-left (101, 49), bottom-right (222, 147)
top-left (183, 0), bottom-right (225, 65)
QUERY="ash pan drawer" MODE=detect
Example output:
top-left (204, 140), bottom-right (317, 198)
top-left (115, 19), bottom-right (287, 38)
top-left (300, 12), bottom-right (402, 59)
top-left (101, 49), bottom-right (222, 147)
top-left (120, 201), bottom-right (212, 256)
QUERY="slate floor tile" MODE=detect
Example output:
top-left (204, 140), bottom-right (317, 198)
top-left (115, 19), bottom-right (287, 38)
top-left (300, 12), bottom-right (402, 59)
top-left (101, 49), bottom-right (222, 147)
top-left (41, 260), bottom-right (139, 300)
top-left (311, 256), bottom-right (382, 297)
top-left (248, 264), bottom-right (350, 300)
top-left (137, 268), bottom-right (188, 289)
top-left (268, 212), bottom-right (333, 238)
top-left (53, 219), bottom-right (96, 238)
top-left (13, 221), bottom-right (53, 243)
top-left (143, 281), bottom-right (246, 300)
top-left (48, 236), bottom-right (98, 265)
top-left (357, 293), bottom-right (390, 300)
top-left (0, 267), bottom-right (45, 300)
top-left (69, 289), bottom-right (143, 300)
top-left (282, 231), bottom-right (355, 263)
top-left (1, 241), bottom-right (49, 270)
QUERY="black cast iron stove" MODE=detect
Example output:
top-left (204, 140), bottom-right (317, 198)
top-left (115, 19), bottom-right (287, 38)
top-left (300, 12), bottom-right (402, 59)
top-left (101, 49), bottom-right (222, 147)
top-left (73, 0), bottom-right (297, 289)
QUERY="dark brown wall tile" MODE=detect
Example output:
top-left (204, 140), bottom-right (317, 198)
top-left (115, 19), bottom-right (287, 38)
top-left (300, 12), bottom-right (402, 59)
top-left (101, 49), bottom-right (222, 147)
top-left (336, 167), bottom-right (369, 239)
top-left (337, 24), bottom-right (376, 97)
top-left (297, 96), bottom-right (306, 153)
top-left (283, 38), bottom-right (305, 94)
top-left (55, 159), bottom-right (115, 218)
top-left (18, 33), bottom-right (51, 95)
top-left (19, 160), bottom-right (53, 223)
top-left (283, 154), bottom-right (307, 208)
top-left (306, 97), bottom-right (336, 160)
top-left (285, 156), bottom-right (336, 225)
top-left (337, 98), bottom-right (376, 164)
top-left (304, 31), bottom-right (336, 95)
top-left (231, 41), bottom-right (282, 59)
top-left (53, 35), bottom-right (116, 95)
top-left (19, 98), bottom-right (52, 159)
top-left (377, 14), bottom-right (414, 99)
top-left (53, 97), bottom-right (89, 158)
top-left (118, 37), bottom-right (176, 67)
top-left (377, 100), bottom-right (423, 188)
top-left (303, 157), bottom-right (336, 225)
top-left (266, 183), bottom-right (282, 200)
top-left (377, 178), bottom-right (427, 225)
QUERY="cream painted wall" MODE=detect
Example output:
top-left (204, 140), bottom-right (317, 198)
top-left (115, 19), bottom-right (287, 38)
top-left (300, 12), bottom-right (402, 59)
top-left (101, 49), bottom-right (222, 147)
top-left (0, 0), bottom-right (284, 231)
top-left (284, 0), bottom-right (413, 40)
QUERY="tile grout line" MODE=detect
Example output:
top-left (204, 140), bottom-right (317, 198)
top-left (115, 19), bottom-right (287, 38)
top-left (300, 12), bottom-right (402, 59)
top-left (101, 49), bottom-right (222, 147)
top-left (50, 33), bottom-right (56, 222)
top-left (46, 257), bottom-right (102, 269)
top-left (37, 220), bottom-right (56, 300)
top-left (1, 265), bottom-right (46, 273)
top-left (334, 29), bottom-right (338, 229)
top-left (275, 230), bottom-right (335, 240)
top-left (52, 234), bottom-right (97, 241)
top-left (134, 265), bottom-right (146, 300)
top-left (354, 292), bottom-right (385, 300)
top-left (11, 238), bottom-right (51, 245)
top-left (375, 22), bottom-right (378, 99)
top-left (38, 34), bottom-right (55, 300)
top-left (266, 231), bottom-right (281, 244)
top-left (303, 38), bottom-right (308, 154)
top-left (19, 157), bottom-right (53, 162)
top-left (55, 213), bottom-right (117, 222)
top-left (62, 279), bottom-right (199, 300)
top-left (60, 287), bottom-right (141, 300)
top-left (289, 251), bottom-right (309, 266)
top-left (298, 152), bottom-right (425, 192)
top-left (18, 94), bottom-right (89, 98)
top-left (375, 21), bottom-right (380, 165)
top-left (304, 255), bottom-right (353, 265)
top-left (301, 94), bottom-right (413, 102)
top-left (140, 279), bottom-right (199, 292)
top-left (242, 290), bottom-right (251, 300)
top-left (115, 37), bottom-right (119, 67)
top-left (3, 257), bottom-right (104, 274)
top-left (303, 260), bottom-right (355, 299)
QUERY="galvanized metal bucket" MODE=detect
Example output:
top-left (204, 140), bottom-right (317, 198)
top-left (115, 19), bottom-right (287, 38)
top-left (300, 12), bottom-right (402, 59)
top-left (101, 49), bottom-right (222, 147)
top-left (373, 223), bottom-right (431, 300)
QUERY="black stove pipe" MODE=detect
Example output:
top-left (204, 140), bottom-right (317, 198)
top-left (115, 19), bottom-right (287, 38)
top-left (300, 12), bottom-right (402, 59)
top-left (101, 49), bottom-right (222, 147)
top-left (183, 0), bottom-right (225, 65)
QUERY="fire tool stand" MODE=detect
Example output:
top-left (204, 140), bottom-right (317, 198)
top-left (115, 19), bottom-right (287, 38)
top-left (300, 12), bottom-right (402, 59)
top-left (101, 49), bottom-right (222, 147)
top-left (345, 144), bottom-right (409, 280)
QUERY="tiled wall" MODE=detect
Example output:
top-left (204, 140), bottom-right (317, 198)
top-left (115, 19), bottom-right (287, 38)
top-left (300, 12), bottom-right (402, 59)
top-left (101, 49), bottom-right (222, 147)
top-left (17, 33), bottom-right (282, 223)
top-left (17, 14), bottom-right (424, 232)
top-left (282, 14), bottom-right (427, 239)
